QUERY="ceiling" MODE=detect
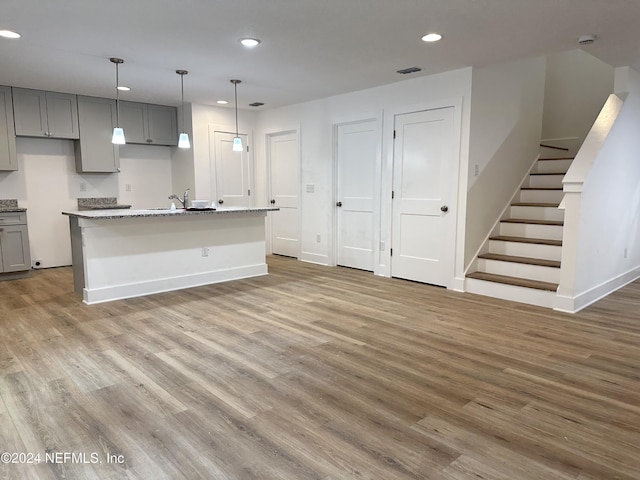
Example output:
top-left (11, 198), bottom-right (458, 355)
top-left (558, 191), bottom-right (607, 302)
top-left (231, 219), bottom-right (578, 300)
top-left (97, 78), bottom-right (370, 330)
top-left (1, 0), bottom-right (639, 110)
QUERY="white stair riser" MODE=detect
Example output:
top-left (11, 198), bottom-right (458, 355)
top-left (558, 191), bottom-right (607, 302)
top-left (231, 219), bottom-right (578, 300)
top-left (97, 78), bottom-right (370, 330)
top-left (520, 189), bottom-right (564, 203)
top-left (528, 174), bottom-right (565, 188)
top-left (489, 240), bottom-right (562, 261)
top-left (510, 205), bottom-right (564, 221)
top-left (465, 278), bottom-right (556, 308)
top-left (535, 159), bottom-right (572, 173)
top-left (500, 222), bottom-right (563, 240)
top-left (478, 259), bottom-right (560, 283)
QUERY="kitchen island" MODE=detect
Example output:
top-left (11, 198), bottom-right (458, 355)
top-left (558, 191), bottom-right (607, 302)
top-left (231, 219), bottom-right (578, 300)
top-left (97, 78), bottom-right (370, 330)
top-left (62, 206), bottom-right (278, 304)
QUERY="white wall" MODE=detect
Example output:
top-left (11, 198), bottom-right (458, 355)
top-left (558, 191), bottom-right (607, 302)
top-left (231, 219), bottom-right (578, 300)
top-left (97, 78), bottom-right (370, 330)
top-left (255, 68), bottom-right (473, 278)
top-left (556, 67), bottom-right (640, 312)
top-left (182, 103), bottom-right (257, 201)
top-left (542, 50), bottom-right (614, 151)
top-left (465, 56), bottom-right (547, 266)
top-left (0, 139), bottom-right (172, 268)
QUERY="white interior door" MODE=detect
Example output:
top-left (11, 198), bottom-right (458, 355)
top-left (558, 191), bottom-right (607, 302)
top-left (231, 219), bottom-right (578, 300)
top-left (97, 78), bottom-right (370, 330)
top-left (212, 131), bottom-right (251, 207)
top-left (336, 120), bottom-right (377, 271)
top-left (391, 107), bottom-right (456, 286)
top-left (268, 131), bottom-right (299, 257)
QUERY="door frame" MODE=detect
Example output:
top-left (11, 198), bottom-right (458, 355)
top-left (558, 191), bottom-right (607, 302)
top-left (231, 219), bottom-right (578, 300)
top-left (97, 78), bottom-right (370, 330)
top-left (383, 97), bottom-right (467, 290)
top-left (265, 127), bottom-right (301, 256)
top-left (331, 111), bottom-right (383, 271)
top-left (208, 124), bottom-right (255, 207)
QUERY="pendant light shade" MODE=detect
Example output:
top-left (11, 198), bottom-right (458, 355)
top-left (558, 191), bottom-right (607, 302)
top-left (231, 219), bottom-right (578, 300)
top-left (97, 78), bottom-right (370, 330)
top-left (176, 70), bottom-right (191, 149)
top-left (231, 79), bottom-right (243, 152)
top-left (111, 127), bottom-right (126, 144)
top-left (178, 133), bottom-right (190, 149)
top-left (110, 57), bottom-right (126, 145)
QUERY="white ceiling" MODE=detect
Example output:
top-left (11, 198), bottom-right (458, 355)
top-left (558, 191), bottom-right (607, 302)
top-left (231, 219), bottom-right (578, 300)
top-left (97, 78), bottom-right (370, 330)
top-left (1, 0), bottom-right (639, 110)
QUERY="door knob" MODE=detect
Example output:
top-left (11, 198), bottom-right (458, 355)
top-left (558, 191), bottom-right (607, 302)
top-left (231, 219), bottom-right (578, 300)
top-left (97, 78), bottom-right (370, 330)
top-left (440, 205), bottom-right (449, 213)
top-left (336, 201), bottom-right (342, 207)
top-left (218, 199), bottom-right (224, 204)
top-left (270, 199), bottom-right (276, 204)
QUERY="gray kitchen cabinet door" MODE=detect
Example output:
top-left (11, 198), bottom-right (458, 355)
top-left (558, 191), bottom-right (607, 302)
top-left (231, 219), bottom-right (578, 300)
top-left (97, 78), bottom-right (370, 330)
top-left (147, 104), bottom-right (177, 146)
top-left (0, 86), bottom-right (17, 171)
top-left (45, 91), bottom-right (79, 139)
top-left (75, 96), bottom-right (120, 173)
top-left (119, 101), bottom-right (148, 144)
top-left (12, 88), bottom-right (48, 137)
top-left (119, 102), bottom-right (177, 146)
top-left (13, 88), bottom-right (79, 139)
top-left (0, 224), bottom-right (31, 273)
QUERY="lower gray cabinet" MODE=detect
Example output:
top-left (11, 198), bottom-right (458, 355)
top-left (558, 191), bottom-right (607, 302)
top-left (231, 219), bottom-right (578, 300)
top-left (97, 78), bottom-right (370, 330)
top-left (75, 96), bottom-right (120, 173)
top-left (0, 213), bottom-right (31, 273)
top-left (0, 86), bottom-right (17, 171)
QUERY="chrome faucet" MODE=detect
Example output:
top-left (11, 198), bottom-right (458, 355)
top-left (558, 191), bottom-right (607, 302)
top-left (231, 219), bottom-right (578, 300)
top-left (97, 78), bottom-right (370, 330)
top-left (168, 188), bottom-right (190, 209)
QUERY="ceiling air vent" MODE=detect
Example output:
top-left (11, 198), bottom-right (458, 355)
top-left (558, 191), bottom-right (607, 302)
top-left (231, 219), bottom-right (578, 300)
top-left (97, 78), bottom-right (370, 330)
top-left (396, 66), bottom-right (422, 75)
top-left (249, 102), bottom-right (264, 107)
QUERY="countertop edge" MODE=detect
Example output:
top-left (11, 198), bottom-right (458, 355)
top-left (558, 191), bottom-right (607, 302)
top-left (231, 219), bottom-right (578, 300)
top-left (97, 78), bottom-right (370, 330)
top-left (62, 207), bottom-right (279, 219)
top-left (0, 208), bottom-right (27, 213)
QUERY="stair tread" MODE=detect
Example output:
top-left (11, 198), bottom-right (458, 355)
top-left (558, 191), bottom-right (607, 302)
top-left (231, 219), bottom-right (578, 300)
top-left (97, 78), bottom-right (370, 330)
top-left (490, 235), bottom-right (562, 246)
top-left (520, 187), bottom-right (563, 190)
top-left (467, 271), bottom-right (559, 291)
top-left (538, 157), bottom-right (574, 160)
top-left (530, 172), bottom-right (566, 176)
top-left (478, 253), bottom-right (561, 268)
top-left (511, 202), bottom-right (560, 207)
top-left (540, 144), bottom-right (570, 151)
top-left (501, 218), bottom-right (564, 226)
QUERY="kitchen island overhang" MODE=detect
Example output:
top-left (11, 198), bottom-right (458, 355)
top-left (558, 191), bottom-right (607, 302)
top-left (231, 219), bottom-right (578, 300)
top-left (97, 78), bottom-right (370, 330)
top-left (62, 207), bottom-right (278, 304)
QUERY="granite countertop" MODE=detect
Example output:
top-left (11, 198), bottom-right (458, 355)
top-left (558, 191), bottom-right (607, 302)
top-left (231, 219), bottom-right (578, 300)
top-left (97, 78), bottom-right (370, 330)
top-left (77, 197), bottom-right (132, 210)
top-left (62, 206), bottom-right (279, 219)
top-left (0, 199), bottom-right (26, 213)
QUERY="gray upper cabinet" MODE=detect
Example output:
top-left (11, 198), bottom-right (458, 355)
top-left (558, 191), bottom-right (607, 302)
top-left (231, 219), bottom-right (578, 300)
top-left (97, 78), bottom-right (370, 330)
top-left (0, 86), bottom-right (17, 171)
top-left (13, 88), bottom-right (79, 139)
top-left (75, 96), bottom-right (120, 173)
top-left (120, 101), bottom-right (177, 146)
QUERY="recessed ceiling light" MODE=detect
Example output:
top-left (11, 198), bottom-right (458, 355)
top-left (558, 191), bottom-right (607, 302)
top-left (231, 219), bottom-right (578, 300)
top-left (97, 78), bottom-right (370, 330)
top-left (421, 33), bottom-right (442, 43)
top-left (240, 38), bottom-right (261, 48)
top-left (217, 100), bottom-right (228, 105)
top-left (0, 29), bottom-right (21, 39)
top-left (117, 85), bottom-right (131, 91)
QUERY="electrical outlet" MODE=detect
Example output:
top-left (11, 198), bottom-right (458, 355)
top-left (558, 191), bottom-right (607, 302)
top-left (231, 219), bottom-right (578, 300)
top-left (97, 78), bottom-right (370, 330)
top-left (474, 164), bottom-right (479, 176)
top-left (316, 234), bottom-right (321, 243)
top-left (202, 247), bottom-right (209, 257)
top-left (79, 182), bottom-right (86, 192)
top-left (624, 248), bottom-right (628, 259)
top-left (306, 184), bottom-right (315, 193)
top-left (125, 183), bottom-right (132, 192)
top-left (380, 241), bottom-right (385, 251)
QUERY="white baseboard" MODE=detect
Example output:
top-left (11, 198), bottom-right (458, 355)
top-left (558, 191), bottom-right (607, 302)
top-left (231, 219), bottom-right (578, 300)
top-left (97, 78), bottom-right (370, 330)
top-left (299, 252), bottom-right (330, 266)
top-left (83, 264), bottom-right (268, 304)
top-left (554, 266), bottom-right (640, 313)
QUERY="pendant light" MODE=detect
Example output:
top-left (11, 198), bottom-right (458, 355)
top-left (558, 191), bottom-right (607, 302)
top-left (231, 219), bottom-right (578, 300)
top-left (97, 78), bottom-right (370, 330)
top-left (110, 57), bottom-right (126, 145)
top-left (176, 70), bottom-right (190, 149)
top-left (230, 79), bottom-right (243, 152)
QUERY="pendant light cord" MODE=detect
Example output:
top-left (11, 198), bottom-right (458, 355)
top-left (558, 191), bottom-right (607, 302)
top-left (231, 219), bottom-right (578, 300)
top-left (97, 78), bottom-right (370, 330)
top-left (234, 81), bottom-right (239, 137)
top-left (115, 62), bottom-right (120, 125)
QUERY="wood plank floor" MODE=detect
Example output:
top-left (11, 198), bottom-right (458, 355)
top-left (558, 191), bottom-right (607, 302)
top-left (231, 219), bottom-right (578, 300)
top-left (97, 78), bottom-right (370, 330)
top-left (0, 255), bottom-right (638, 479)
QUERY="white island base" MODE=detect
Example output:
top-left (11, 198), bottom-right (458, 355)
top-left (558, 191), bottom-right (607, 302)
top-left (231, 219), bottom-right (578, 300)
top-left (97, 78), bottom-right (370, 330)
top-left (64, 208), bottom-right (274, 304)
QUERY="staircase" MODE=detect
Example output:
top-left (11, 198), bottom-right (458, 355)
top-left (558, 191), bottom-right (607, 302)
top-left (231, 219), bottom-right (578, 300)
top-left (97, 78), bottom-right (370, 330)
top-left (465, 146), bottom-right (573, 308)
